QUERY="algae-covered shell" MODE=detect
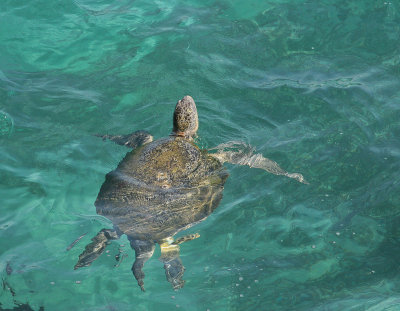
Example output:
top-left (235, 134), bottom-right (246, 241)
top-left (95, 136), bottom-right (229, 242)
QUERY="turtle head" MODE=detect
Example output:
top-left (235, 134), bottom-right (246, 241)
top-left (172, 95), bottom-right (198, 138)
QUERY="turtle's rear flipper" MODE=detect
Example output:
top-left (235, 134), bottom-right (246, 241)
top-left (172, 233), bottom-right (200, 245)
top-left (129, 239), bottom-right (155, 292)
top-left (74, 229), bottom-right (119, 269)
top-left (160, 239), bottom-right (185, 290)
top-left (95, 130), bottom-right (153, 149)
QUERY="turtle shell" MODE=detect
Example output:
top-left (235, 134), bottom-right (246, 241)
top-left (95, 137), bottom-right (229, 241)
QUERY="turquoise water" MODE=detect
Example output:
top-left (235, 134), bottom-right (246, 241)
top-left (1, 0), bottom-right (400, 310)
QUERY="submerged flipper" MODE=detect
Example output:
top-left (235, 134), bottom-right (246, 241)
top-left (74, 229), bottom-right (119, 269)
top-left (172, 233), bottom-right (200, 245)
top-left (129, 239), bottom-right (155, 292)
top-left (210, 141), bottom-right (308, 184)
top-left (159, 238), bottom-right (185, 290)
top-left (95, 130), bottom-right (153, 149)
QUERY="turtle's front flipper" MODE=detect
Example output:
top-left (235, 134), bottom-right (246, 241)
top-left (74, 229), bottom-right (119, 269)
top-left (95, 130), bottom-right (153, 149)
top-left (209, 141), bottom-right (308, 184)
top-left (129, 239), bottom-right (155, 292)
top-left (159, 238), bottom-right (185, 290)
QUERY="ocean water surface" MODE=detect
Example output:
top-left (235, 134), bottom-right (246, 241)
top-left (1, 0), bottom-right (400, 310)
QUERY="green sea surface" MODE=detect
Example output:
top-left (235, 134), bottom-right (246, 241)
top-left (1, 0), bottom-right (400, 310)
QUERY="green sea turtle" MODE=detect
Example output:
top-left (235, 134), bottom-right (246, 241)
top-left (74, 95), bottom-right (307, 291)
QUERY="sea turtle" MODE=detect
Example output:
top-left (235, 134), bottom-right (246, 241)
top-left (74, 95), bottom-right (307, 291)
